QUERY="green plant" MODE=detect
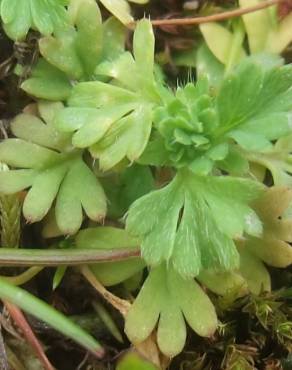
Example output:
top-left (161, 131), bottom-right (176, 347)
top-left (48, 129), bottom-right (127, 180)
top-left (117, 351), bottom-right (159, 370)
top-left (178, 1), bottom-right (292, 87)
top-left (0, 0), bottom-right (69, 40)
top-left (21, 1), bottom-right (125, 100)
top-left (0, 101), bottom-right (107, 234)
top-left (99, 0), bottom-right (149, 24)
top-left (0, 277), bottom-right (105, 357)
top-left (0, 0), bottom-right (292, 367)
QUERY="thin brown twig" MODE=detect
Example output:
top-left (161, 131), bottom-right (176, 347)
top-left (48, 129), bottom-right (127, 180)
top-left (132, 0), bottom-right (283, 27)
top-left (80, 266), bottom-right (131, 317)
top-left (4, 301), bottom-right (55, 370)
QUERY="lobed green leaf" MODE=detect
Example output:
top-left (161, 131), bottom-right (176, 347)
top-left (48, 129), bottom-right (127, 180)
top-left (21, 60), bottom-right (72, 101)
top-left (125, 264), bottom-right (217, 356)
top-left (0, 0), bottom-right (68, 40)
top-left (0, 103), bottom-right (106, 234)
top-left (126, 170), bottom-right (264, 277)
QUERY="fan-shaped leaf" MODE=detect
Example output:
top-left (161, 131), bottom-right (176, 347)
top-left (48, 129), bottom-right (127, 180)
top-left (0, 103), bottom-right (106, 234)
top-left (126, 170), bottom-right (263, 277)
top-left (125, 264), bottom-right (217, 357)
top-left (56, 19), bottom-right (160, 169)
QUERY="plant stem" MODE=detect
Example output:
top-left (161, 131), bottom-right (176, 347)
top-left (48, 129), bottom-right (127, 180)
top-left (80, 266), bottom-right (131, 317)
top-left (140, 0), bottom-right (282, 27)
top-left (0, 248), bottom-right (140, 266)
top-left (4, 301), bottom-right (55, 370)
top-left (0, 267), bottom-right (44, 285)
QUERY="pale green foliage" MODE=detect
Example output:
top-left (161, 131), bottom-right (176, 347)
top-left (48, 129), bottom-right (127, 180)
top-left (39, 0), bottom-right (103, 79)
top-left (0, 0), bottom-right (68, 40)
top-left (22, 4), bottom-right (125, 100)
top-left (198, 186), bottom-right (292, 296)
top-left (1, 1), bottom-right (292, 359)
top-left (55, 19), bottom-right (160, 170)
top-left (240, 0), bottom-right (292, 54)
top-left (200, 2), bottom-right (292, 66)
top-left (125, 264), bottom-right (217, 356)
top-left (0, 102), bottom-right (106, 234)
top-left (196, 43), bottom-right (225, 88)
top-left (199, 21), bottom-right (246, 68)
top-left (244, 135), bottom-right (292, 186)
top-left (99, 0), bottom-right (149, 25)
top-left (126, 170), bottom-right (263, 277)
top-left (242, 187), bottom-right (292, 269)
top-left (198, 248), bottom-right (272, 297)
top-left (21, 59), bottom-right (72, 101)
top-left (214, 186), bottom-right (292, 295)
top-left (238, 248), bottom-right (271, 295)
top-left (198, 270), bottom-right (249, 297)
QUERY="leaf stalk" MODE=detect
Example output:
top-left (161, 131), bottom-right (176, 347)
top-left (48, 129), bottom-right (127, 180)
top-left (0, 248), bottom-right (140, 266)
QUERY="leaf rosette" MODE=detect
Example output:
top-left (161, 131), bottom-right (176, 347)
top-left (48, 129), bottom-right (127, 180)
top-left (0, 102), bottom-right (106, 235)
top-left (141, 60), bottom-right (292, 176)
top-left (151, 78), bottom-right (228, 175)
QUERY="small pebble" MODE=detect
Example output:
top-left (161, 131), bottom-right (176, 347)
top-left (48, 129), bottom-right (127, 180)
top-left (183, 1), bottom-right (199, 11)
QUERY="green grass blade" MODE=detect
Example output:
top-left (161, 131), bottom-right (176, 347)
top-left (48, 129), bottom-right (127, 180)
top-left (0, 278), bottom-right (104, 357)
